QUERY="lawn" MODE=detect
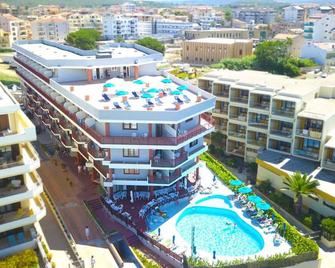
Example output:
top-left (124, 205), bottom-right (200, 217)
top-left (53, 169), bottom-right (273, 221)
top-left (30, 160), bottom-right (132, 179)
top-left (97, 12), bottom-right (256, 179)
top-left (0, 55), bottom-right (20, 86)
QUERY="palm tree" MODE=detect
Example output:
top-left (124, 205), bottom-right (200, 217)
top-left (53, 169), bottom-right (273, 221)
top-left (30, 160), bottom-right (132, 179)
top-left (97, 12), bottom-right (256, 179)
top-left (281, 172), bottom-right (319, 214)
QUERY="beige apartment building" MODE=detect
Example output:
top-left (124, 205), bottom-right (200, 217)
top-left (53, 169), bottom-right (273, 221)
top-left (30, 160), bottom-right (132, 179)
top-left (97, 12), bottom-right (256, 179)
top-left (182, 38), bottom-right (253, 65)
top-left (198, 69), bottom-right (335, 216)
top-left (0, 14), bottom-right (31, 47)
top-left (31, 16), bottom-right (69, 42)
top-left (273, 33), bottom-right (304, 57)
top-left (0, 82), bottom-right (46, 257)
top-left (185, 28), bottom-right (248, 40)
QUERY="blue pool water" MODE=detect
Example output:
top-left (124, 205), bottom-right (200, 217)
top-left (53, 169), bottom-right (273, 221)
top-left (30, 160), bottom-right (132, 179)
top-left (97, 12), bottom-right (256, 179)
top-left (176, 206), bottom-right (264, 257)
top-left (195, 194), bottom-right (233, 208)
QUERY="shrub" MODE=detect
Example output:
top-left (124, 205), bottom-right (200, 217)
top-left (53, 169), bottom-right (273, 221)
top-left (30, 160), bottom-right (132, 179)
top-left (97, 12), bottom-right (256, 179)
top-left (303, 215), bottom-right (313, 229)
top-left (0, 249), bottom-right (39, 268)
top-left (257, 180), bottom-right (272, 194)
top-left (321, 218), bottom-right (335, 241)
top-left (132, 248), bottom-right (161, 268)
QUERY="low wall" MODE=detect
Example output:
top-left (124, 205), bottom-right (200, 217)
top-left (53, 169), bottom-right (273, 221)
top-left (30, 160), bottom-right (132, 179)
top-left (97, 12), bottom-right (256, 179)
top-left (321, 236), bottom-right (335, 249)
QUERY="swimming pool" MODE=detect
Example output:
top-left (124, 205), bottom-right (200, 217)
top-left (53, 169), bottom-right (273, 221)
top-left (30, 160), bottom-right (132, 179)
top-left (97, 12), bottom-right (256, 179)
top-left (195, 194), bottom-right (233, 208)
top-left (176, 205), bottom-right (264, 257)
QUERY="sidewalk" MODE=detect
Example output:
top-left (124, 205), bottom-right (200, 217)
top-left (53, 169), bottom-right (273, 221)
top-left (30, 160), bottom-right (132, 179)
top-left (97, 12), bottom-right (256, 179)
top-left (38, 154), bottom-right (118, 268)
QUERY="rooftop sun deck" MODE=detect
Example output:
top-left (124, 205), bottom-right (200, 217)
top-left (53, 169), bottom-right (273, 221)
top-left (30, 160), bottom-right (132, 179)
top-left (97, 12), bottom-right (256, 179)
top-left (59, 75), bottom-right (205, 112)
top-left (19, 43), bottom-right (147, 60)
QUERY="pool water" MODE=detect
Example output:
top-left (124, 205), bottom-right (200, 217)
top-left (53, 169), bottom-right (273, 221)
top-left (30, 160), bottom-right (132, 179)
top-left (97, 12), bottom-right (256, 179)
top-left (176, 206), bottom-right (264, 257)
top-left (195, 194), bottom-right (233, 208)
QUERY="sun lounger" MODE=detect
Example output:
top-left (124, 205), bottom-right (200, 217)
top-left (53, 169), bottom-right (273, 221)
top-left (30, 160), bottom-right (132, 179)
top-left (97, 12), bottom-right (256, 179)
top-left (7, 234), bottom-right (16, 246)
top-left (155, 97), bottom-right (163, 105)
top-left (113, 102), bottom-right (122, 109)
top-left (17, 232), bottom-right (25, 243)
top-left (175, 96), bottom-right (184, 104)
top-left (102, 93), bottom-right (111, 102)
top-left (132, 91), bottom-right (140, 98)
top-left (161, 89), bottom-right (167, 96)
top-left (147, 99), bottom-right (154, 107)
top-left (124, 100), bottom-right (131, 109)
top-left (183, 94), bottom-right (191, 102)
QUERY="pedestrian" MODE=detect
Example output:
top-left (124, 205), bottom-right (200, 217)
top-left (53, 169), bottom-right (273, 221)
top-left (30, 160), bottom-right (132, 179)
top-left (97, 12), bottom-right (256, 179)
top-left (90, 255), bottom-right (96, 268)
top-left (85, 226), bottom-right (90, 240)
top-left (78, 165), bottom-right (82, 175)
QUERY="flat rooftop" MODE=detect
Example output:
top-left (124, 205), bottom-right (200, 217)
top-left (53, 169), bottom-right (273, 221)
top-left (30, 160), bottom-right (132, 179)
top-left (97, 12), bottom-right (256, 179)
top-left (59, 74), bottom-right (210, 113)
top-left (186, 28), bottom-right (247, 32)
top-left (0, 83), bottom-right (19, 113)
top-left (185, 38), bottom-right (252, 44)
top-left (298, 98), bottom-right (335, 120)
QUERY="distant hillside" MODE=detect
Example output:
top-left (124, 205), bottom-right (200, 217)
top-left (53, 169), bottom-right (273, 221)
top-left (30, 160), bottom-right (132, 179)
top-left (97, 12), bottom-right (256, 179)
top-left (3, 0), bottom-right (122, 7)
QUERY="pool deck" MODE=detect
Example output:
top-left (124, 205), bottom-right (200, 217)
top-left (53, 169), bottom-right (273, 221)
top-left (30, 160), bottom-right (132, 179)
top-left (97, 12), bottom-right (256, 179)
top-left (147, 162), bottom-right (291, 262)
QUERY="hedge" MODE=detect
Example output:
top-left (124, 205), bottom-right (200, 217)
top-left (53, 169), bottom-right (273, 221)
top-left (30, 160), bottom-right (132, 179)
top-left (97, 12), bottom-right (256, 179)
top-left (193, 153), bottom-right (319, 268)
top-left (320, 218), bottom-right (335, 241)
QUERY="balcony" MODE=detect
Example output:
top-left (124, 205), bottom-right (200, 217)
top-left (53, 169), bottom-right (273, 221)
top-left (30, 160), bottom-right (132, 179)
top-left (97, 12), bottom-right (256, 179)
top-left (0, 199), bottom-right (46, 233)
top-left (296, 129), bottom-right (322, 139)
top-left (230, 113), bottom-right (247, 122)
top-left (247, 138), bottom-right (266, 147)
top-left (14, 56), bottom-right (50, 83)
top-left (294, 149), bottom-right (319, 160)
top-left (271, 101), bottom-right (295, 118)
top-left (0, 111), bottom-right (36, 146)
top-left (230, 96), bottom-right (248, 104)
top-left (248, 120), bottom-right (268, 129)
top-left (270, 129), bottom-right (292, 138)
top-left (152, 151), bottom-right (188, 168)
top-left (249, 94), bottom-right (270, 111)
top-left (77, 144), bottom-right (88, 159)
top-left (323, 158), bottom-right (335, 170)
top-left (268, 139), bottom-right (291, 154)
top-left (149, 169), bottom-right (181, 185)
top-left (18, 70), bottom-right (214, 147)
top-left (228, 131), bottom-right (246, 139)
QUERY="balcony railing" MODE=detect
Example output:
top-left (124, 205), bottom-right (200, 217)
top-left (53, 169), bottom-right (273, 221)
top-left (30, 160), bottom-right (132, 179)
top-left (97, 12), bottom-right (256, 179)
top-left (294, 149), bottom-right (319, 160)
top-left (249, 102), bottom-right (270, 110)
top-left (270, 129), bottom-right (293, 138)
top-left (152, 151), bottom-right (188, 168)
top-left (272, 108), bottom-right (295, 117)
top-left (18, 70), bottom-right (214, 146)
top-left (230, 96), bottom-right (248, 104)
top-left (248, 120), bottom-right (268, 129)
top-left (228, 148), bottom-right (245, 156)
top-left (323, 159), bottom-right (335, 170)
top-left (228, 131), bottom-right (246, 139)
top-left (14, 57), bottom-right (50, 83)
top-left (247, 139), bottom-right (266, 147)
top-left (296, 129), bottom-right (322, 139)
top-left (149, 170), bottom-right (181, 185)
top-left (230, 113), bottom-right (247, 122)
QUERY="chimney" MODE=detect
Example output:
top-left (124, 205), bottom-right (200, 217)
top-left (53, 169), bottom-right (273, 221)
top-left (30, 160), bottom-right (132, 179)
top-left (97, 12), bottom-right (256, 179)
top-left (122, 96), bottom-right (128, 102)
top-left (85, 95), bottom-right (90, 101)
top-left (175, 103), bottom-right (181, 110)
top-left (196, 95), bottom-right (202, 102)
top-left (104, 106), bottom-right (109, 110)
top-left (70, 86), bottom-right (75, 92)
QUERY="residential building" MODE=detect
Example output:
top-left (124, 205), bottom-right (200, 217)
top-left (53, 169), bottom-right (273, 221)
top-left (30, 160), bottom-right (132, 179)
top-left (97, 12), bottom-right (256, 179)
top-left (248, 23), bottom-right (272, 41)
top-left (13, 40), bottom-right (215, 198)
top-left (153, 20), bottom-right (197, 38)
top-left (283, 6), bottom-right (305, 24)
top-left (273, 33), bottom-right (304, 57)
top-left (181, 38), bottom-right (253, 65)
top-left (198, 69), bottom-right (335, 216)
top-left (0, 14), bottom-right (31, 47)
top-left (301, 42), bottom-right (335, 66)
top-left (304, 14), bottom-right (335, 42)
top-left (67, 13), bottom-right (103, 33)
top-left (138, 21), bottom-right (153, 37)
top-left (121, 2), bottom-right (137, 13)
top-left (0, 82), bottom-right (46, 257)
top-left (102, 14), bottom-right (138, 40)
top-left (185, 28), bottom-right (248, 40)
top-left (0, 28), bottom-right (10, 48)
top-left (235, 8), bottom-right (275, 24)
top-left (0, 3), bottom-right (10, 14)
top-left (31, 17), bottom-right (69, 42)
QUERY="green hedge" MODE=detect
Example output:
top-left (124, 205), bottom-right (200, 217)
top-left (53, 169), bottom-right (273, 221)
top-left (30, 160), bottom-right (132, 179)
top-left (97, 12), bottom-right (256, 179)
top-left (194, 153), bottom-right (319, 267)
top-left (321, 218), bottom-right (335, 241)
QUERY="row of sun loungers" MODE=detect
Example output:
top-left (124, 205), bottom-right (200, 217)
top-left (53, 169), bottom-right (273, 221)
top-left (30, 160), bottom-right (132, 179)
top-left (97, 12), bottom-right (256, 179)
top-left (154, 185), bottom-right (176, 198)
top-left (113, 191), bottom-right (127, 201)
top-left (134, 191), bottom-right (150, 201)
top-left (105, 198), bottom-right (124, 213)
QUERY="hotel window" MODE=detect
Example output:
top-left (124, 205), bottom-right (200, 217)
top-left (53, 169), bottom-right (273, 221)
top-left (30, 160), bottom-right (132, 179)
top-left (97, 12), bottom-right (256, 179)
top-left (189, 139), bottom-right (198, 148)
top-left (124, 169), bottom-right (140, 174)
top-left (123, 123), bottom-right (137, 130)
top-left (123, 149), bottom-right (139, 157)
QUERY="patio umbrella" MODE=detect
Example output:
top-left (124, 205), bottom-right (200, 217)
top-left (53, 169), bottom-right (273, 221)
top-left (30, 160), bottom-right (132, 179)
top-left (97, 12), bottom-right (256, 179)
top-left (256, 202), bottom-right (271, 211)
top-left (146, 88), bottom-right (159, 93)
top-left (161, 78), bottom-right (172, 84)
top-left (141, 93), bottom-right (153, 99)
top-left (171, 90), bottom-right (182, 95)
top-left (230, 180), bottom-right (243, 187)
top-left (133, 79), bottom-right (144, 85)
top-left (130, 190), bottom-right (134, 203)
top-left (116, 90), bottom-right (129, 96)
top-left (104, 83), bottom-right (115, 88)
top-left (238, 186), bottom-right (252, 194)
top-left (248, 195), bottom-right (263, 203)
top-left (177, 85), bottom-right (189, 91)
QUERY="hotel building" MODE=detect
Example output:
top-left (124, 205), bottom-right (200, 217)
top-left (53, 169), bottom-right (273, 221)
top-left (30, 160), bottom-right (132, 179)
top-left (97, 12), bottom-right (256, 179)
top-left (198, 69), bottom-right (335, 216)
top-left (13, 40), bottom-right (215, 197)
top-left (0, 83), bottom-right (46, 257)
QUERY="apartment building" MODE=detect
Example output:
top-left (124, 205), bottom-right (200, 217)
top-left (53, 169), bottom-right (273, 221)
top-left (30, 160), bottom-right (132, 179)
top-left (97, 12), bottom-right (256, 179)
top-left (198, 69), bottom-right (335, 216)
top-left (235, 8), bottom-right (275, 24)
top-left (153, 20), bottom-right (197, 37)
top-left (185, 28), bottom-right (248, 40)
top-left (0, 28), bottom-right (10, 47)
top-left (13, 40), bottom-right (215, 198)
top-left (0, 14), bottom-right (31, 47)
top-left (304, 14), bottom-right (335, 42)
top-left (102, 14), bottom-right (138, 40)
top-left (273, 33), bottom-right (304, 57)
top-left (67, 13), bottom-right (103, 33)
top-left (283, 6), bottom-right (305, 24)
top-left (0, 83), bottom-right (46, 257)
top-left (301, 42), bottom-right (335, 66)
top-left (31, 17), bottom-right (69, 42)
top-left (181, 38), bottom-right (253, 65)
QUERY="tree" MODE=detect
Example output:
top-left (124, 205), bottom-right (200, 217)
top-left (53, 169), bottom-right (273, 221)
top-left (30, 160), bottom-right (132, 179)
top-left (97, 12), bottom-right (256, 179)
top-left (136, 37), bottom-right (165, 54)
top-left (224, 8), bottom-right (233, 27)
top-left (114, 35), bottom-right (125, 43)
top-left (281, 172), bottom-right (319, 214)
top-left (65, 29), bottom-right (100, 50)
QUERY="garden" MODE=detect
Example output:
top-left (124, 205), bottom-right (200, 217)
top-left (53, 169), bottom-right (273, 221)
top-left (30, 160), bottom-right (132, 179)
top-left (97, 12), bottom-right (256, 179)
top-left (0, 249), bottom-right (39, 268)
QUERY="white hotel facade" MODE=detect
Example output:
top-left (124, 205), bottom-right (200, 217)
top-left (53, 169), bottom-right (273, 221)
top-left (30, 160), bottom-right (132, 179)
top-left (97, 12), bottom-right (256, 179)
top-left (13, 40), bottom-right (215, 197)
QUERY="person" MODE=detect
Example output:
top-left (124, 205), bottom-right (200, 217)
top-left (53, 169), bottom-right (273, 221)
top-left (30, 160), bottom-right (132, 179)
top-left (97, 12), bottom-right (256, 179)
top-left (78, 165), bottom-right (82, 174)
top-left (90, 255), bottom-right (96, 268)
top-left (85, 226), bottom-right (90, 240)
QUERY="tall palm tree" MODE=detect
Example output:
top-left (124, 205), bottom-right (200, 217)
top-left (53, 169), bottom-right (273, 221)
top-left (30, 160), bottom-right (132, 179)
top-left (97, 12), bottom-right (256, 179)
top-left (281, 172), bottom-right (319, 214)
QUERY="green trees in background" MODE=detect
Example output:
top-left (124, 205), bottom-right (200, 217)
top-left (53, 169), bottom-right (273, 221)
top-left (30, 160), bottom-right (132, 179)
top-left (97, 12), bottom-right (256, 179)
top-left (114, 35), bottom-right (125, 43)
top-left (212, 40), bottom-right (317, 77)
top-left (136, 37), bottom-right (165, 54)
top-left (65, 29), bottom-right (101, 50)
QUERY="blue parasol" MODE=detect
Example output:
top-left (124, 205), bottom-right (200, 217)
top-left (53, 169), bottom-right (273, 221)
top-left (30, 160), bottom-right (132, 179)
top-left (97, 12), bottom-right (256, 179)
top-left (229, 180), bottom-right (243, 186)
top-left (238, 186), bottom-right (253, 194)
top-left (133, 79), bottom-right (144, 85)
top-left (141, 93), bottom-right (154, 99)
top-left (247, 195), bottom-right (263, 203)
top-left (161, 78), bottom-right (172, 84)
top-left (104, 83), bottom-right (115, 88)
top-left (116, 90), bottom-right (129, 96)
top-left (171, 90), bottom-right (182, 95)
top-left (256, 202), bottom-right (271, 211)
top-left (146, 88), bottom-right (160, 93)
top-left (177, 85), bottom-right (189, 91)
